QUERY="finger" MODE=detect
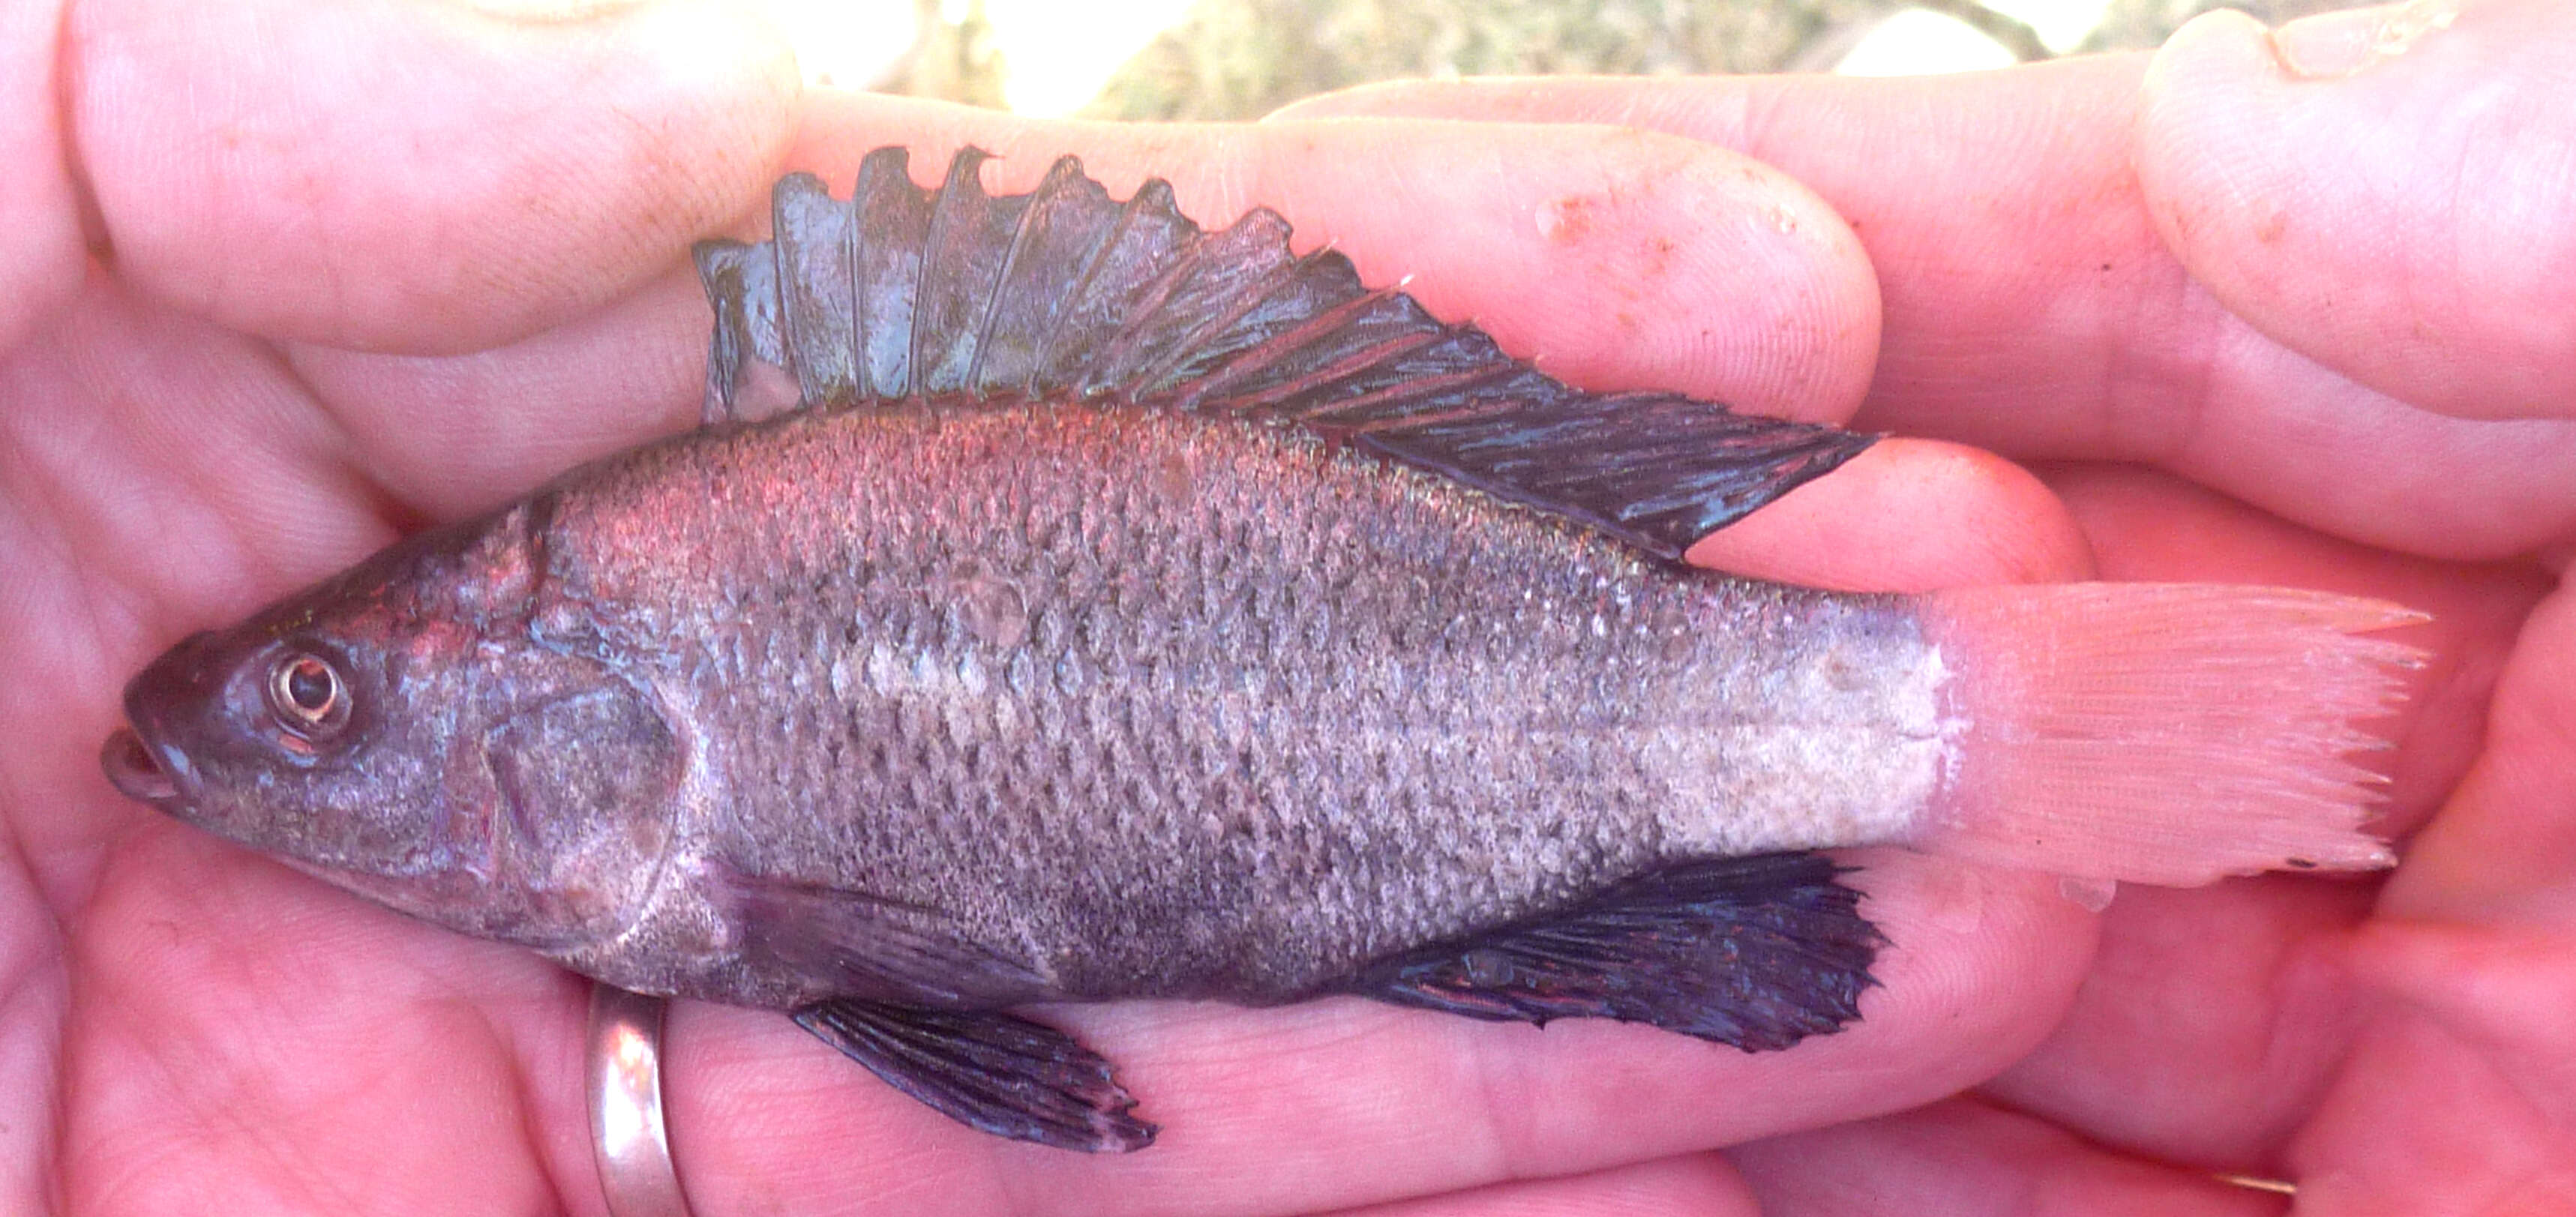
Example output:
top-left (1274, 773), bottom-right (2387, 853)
top-left (1324, 1153), bottom-right (1756, 1217)
top-left (2140, 1), bottom-right (2576, 421)
top-left (292, 99), bottom-right (1888, 524)
top-left (286, 261), bottom-right (713, 520)
top-left (1274, 70), bottom-right (2576, 563)
top-left (2382, 583), bottom-right (2576, 923)
top-left (0, 0), bottom-right (85, 353)
top-left (1979, 878), bottom-right (2373, 1173)
top-left (1686, 439), bottom-right (2094, 592)
top-left (0, 275), bottom-right (397, 676)
top-left (63, 0), bottom-right (799, 354)
top-left (2344, 919), bottom-right (2576, 1126)
top-left (2317, 484), bottom-right (2576, 1210)
top-left (292, 95), bottom-right (1885, 521)
top-left (782, 95), bottom-right (1883, 425)
top-left (2301, 562), bottom-right (2576, 1202)
top-left (55, 820), bottom-right (596, 1217)
top-left (0, 841), bottom-right (64, 1217)
top-left (2287, 1000), bottom-right (2576, 1212)
top-left (1730, 1098), bottom-right (2290, 1216)
top-left (664, 853), bottom-right (2096, 1217)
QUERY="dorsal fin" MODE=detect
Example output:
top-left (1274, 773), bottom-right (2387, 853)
top-left (694, 147), bottom-right (1876, 559)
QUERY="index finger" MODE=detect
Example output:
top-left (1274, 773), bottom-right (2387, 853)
top-left (289, 97), bottom-right (1895, 521)
top-left (61, 0), bottom-right (800, 355)
top-left (1276, 61), bottom-right (2576, 563)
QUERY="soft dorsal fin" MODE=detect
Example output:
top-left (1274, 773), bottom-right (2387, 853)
top-left (694, 146), bottom-right (1876, 559)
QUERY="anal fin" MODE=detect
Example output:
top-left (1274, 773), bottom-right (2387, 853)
top-left (793, 1000), bottom-right (1157, 1153)
top-left (1334, 853), bottom-right (1882, 1052)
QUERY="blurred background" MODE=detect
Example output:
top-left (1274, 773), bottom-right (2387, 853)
top-left (768, 0), bottom-right (2375, 120)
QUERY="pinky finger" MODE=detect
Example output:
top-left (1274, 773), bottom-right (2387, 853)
top-left (1329, 1154), bottom-right (1757, 1217)
top-left (1732, 1099), bottom-right (2288, 1216)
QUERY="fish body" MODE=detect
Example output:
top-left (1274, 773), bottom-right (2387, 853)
top-left (533, 402), bottom-right (1937, 1009)
top-left (103, 148), bottom-right (2413, 1151)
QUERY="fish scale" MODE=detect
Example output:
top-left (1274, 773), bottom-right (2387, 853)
top-left (519, 400), bottom-right (1896, 1009)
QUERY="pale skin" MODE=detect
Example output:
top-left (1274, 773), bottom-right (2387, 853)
top-left (3, 0), bottom-right (2572, 1213)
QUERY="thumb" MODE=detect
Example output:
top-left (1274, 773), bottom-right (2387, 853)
top-left (66, 0), bottom-right (799, 355)
top-left (2137, 0), bottom-right (2576, 422)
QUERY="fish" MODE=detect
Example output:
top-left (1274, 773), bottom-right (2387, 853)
top-left (99, 146), bottom-right (2419, 1153)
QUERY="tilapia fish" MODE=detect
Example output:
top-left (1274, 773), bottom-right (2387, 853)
top-left (100, 147), bottom-right (2418, 1152)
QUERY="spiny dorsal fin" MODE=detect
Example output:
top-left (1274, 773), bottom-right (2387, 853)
top-left (693, 147), bottom-right (1876, 559)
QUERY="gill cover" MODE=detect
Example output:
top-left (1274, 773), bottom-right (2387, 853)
top-left (110, 509), bottom-right (687, 953)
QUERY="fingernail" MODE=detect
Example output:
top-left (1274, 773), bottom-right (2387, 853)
top-left (2270, 0), bottom-right (2462, 79)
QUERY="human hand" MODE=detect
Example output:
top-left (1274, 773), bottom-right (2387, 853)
top-left (7, 3), bottom-right (2560, 1217)
top-left (1284, 0), bottom-right (2576, 1210)
top-left (3, 3), bottom-right (800, 1213)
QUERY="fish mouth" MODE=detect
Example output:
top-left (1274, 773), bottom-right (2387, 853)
top-left (102, 727), bottom-right (186, 810)
top-left (104, 628), bottom-right (224, 816)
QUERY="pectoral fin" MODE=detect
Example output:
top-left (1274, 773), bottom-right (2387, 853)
top-left (793, 1000), bottom-right (1156, 1153)
top-left (708, 862), bottom-right (1049, 1006)
top-left (1333, 853), bottom-right (1882, 1051)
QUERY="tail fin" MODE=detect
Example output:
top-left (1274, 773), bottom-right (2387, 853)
top-left (1915, 584), bottom-right (2423, 886)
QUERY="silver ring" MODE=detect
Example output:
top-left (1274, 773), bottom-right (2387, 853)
top-left (588, 984), bottom-right (694, 1217)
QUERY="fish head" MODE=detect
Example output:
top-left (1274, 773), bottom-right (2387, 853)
top-left (101, 514), bottom-right (686, 952)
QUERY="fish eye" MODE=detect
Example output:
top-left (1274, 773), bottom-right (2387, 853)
top-left (265, 652), bottom-right (352, 742)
